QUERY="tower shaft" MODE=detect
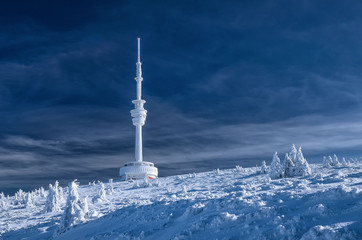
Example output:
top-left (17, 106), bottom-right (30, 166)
top-left (135, 125), bottom-right (142, 162)
top-left (131, 38), bottom-right (147, 162)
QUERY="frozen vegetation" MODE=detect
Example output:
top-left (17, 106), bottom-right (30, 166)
top-left (269, 145), bottom-right (312, 179)
top-left (0, 148), bottom-right (362, 239)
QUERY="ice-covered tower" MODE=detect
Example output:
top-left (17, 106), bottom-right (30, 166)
top-left (119, 38), bottom-right (158, 180)
top-left (131, 38), bottom-right (147, 162)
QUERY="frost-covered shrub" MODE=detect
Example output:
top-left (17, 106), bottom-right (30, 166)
top-left (177, 175), bottom-right (184, 180)
top-left (56, 180), bottom-right (88, 235)
top-left (132, 178), bottom-right (159, 189)
top-left (269, 152), bottom-right (284, 179)
top-left (260, 161), bottom-right (268, 174)
top-left (235, 165), bottom-right (243, 172)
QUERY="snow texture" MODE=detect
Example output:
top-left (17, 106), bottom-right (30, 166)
top-left (0, 160), bottom-right (361, 239)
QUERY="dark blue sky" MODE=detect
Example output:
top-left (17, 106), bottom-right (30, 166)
top-left (1, 0), bottom-right (362, 194)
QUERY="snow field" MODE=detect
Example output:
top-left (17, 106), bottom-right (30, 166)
top-left (0, 161), bottom-right (361, 239)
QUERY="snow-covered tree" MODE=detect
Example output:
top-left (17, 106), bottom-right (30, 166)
top-left (83, 196), bottom-right (89, 215)
top-left (283, 144), bottom-right (303, 177)
top-left (269, 152), bottom-right (284, 179)
top-left (45, 181), bottom-right (63, 212)
top-left (260, 161), bottom-right (268, 174)
top-left (92, 182), bottom-right (107, 203)
top-left (108, 179), bottom-right (114, 194)
top-left (324, 154), bottom-right (345, 168)
top-left (56, 180), bottom-right (88, 235)
top-left (99, 183), bottom-right (107, 201)
top-left (39, 187), bottom-right (46, 198)
top-left (328, 156), bottom-right (334, 166)
top-left (283, 153), bottom-right (295, 178)
top-left (342, 157), bottom-right (349, 167)
top-left (294, 147), bottom-right (312, 176)
top-left (289, 144), bottom-right (298, 163)
top-left (0, 192), bottom-right (6, 209)
top-left (182, 185), bottom-right (187, 194)
top-left (25, 192), bottom-right (34, 208)
top-left (14, 189), bottom-right (26, 205)
top-left (235, 165), bottom-right (243, 172)
top-left (323, 156), bottom-right (331, 168)
top-left (332, 154), bottom-right (341, 167)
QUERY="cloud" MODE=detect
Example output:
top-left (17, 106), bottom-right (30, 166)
top-left (2, 107), bottom-right (362, 194)
top-left (2, 0), bottom-right (362, 194)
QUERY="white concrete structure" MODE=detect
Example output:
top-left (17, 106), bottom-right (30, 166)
top-left (119, 38), bottom-right (158, 181)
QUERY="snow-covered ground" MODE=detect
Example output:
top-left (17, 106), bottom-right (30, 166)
top-left (1, 163), bottom-right (362, 240)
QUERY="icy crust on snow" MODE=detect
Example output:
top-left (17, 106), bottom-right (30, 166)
top-left (1, 163), bottom-right (362, 240)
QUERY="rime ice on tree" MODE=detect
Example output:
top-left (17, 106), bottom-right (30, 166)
top-left (283, 145), bottom-right (311, 177)
top-left (269, 152), bottom-right (284, 179)
top-left (56, 180), bottom-right (88, 235)
top-left (119, 38), bottom-right (158, 180)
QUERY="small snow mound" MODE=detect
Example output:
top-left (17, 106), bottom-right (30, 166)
top-left (221, 212), bottom-right (238, 221)
top-left (309, 203), bottom-right (326, 215)
top-left (301, 225), bottom-right (355, 240)
top-left (183, 203), bottom-right (205, 217)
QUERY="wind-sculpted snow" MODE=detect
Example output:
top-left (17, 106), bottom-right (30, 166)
top-left (0, 163), bottom-right (362, 240)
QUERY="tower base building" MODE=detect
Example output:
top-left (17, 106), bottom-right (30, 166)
top-left (119, 161), bottom-right (158, 180)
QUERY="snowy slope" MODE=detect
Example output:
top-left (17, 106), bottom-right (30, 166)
top-left (1, 163), bottom-right (362, 240)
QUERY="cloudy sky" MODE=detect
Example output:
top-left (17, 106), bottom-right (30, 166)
top-left (1, 0), bottom-right (362, 194)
